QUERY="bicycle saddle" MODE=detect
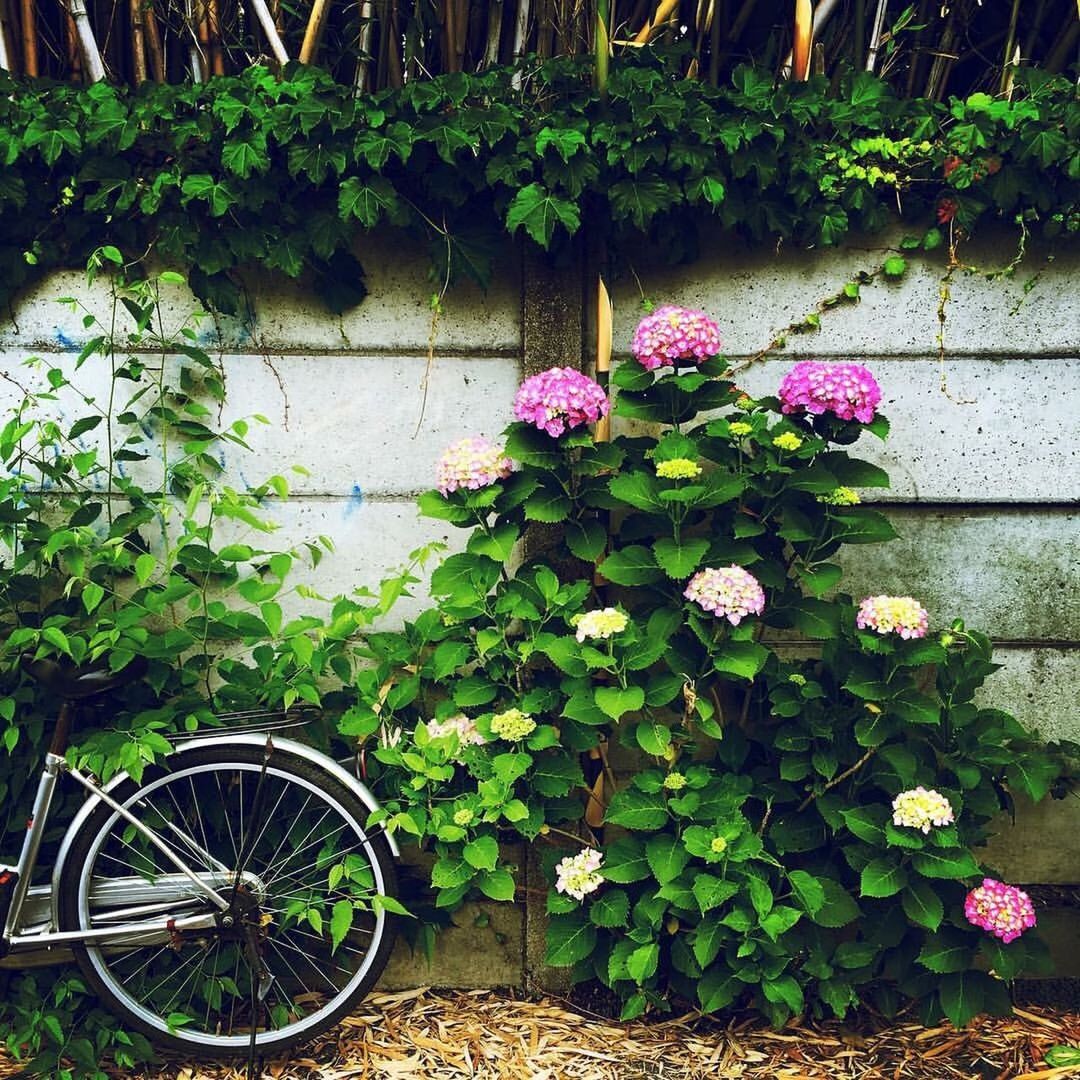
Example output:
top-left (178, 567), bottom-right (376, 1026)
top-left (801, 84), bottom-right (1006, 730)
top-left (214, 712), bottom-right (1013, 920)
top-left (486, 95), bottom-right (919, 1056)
top-left (21, 654), bottom-right (148, 700)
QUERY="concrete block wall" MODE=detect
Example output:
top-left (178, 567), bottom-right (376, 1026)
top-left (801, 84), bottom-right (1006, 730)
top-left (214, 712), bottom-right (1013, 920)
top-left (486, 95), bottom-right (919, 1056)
top-left (2, 227), bottom-right (1077, 985)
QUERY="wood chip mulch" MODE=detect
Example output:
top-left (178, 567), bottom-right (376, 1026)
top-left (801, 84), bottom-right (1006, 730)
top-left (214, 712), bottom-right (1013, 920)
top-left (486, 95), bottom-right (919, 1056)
top-left (3, 988), bottom-right (1080, 1079)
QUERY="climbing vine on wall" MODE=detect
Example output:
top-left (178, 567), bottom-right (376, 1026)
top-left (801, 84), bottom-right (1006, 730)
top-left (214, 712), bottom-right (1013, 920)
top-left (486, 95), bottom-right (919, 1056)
top-left (1, 57), bottom-right (1078, 315)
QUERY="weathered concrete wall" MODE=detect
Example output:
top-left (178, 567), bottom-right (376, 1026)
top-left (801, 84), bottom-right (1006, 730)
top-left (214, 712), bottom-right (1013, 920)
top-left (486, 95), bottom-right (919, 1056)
top-left (2, 227), bottom-right (1077, 985)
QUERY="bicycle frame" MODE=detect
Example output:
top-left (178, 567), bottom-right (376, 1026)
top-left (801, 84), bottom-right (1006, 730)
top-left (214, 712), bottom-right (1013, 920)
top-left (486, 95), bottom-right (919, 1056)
top-left (1, 748), bottom-right (228, 958)
top-left (2, 727), bottom-right (398, 968)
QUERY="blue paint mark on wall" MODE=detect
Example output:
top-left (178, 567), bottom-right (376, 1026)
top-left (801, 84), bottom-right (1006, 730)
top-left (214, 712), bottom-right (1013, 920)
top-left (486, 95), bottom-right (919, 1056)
top-left (54, 329), bottom-right (77, 350)
top-left (344, 484), bottom-right (364, 519)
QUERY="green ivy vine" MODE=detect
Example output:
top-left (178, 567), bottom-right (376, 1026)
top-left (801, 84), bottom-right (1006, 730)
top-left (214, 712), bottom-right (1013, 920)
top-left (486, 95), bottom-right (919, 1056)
top-left (1, 57), bottom-right (1078, 315)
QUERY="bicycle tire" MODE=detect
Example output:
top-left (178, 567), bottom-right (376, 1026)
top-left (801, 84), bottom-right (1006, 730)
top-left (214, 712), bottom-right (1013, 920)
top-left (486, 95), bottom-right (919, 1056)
top-left (58, 743), bottom-right (398, 1058)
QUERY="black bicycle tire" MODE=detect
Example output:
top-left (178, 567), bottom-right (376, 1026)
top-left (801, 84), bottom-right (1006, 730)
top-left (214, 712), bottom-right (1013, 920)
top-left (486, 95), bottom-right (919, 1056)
top-left (57, 742), bottom-right (399, 1058)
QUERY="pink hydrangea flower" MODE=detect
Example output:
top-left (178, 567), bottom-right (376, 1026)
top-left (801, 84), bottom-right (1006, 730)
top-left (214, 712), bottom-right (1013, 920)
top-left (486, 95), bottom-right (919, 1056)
top-left (684, 566), bottom-right (765, 625)
top-left (856, 595), bottom-right (929, 639)
top-left (778, 361), bottom-right (882, 423)
top-left (964, 878), bottom-right (1037, 944)
top-left (631, 305), bottom-right (723, 371)
top-left (513, 367), bottom-right (609, 437)
top-left (435, 436), bottom-right (512, 495)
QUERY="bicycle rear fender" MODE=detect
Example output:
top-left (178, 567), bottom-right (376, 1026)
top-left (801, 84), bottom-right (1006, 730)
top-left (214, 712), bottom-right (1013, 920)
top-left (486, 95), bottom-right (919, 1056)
top-left (51, 733), bottom-right (399, 927)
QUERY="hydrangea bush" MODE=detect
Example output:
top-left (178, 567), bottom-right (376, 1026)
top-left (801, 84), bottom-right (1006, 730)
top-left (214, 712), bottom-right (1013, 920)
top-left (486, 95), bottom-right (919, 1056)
top-left (353, 307), bottom-right (1071, 1029)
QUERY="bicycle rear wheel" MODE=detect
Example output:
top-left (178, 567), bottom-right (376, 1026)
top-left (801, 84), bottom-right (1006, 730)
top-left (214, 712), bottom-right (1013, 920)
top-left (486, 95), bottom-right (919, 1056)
top-left (58, 743), bottom-right (398, 1057)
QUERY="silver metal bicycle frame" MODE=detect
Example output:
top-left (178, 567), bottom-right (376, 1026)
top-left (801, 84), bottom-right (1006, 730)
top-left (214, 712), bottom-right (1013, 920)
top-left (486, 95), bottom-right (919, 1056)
top-left (2, 751), bottom-right (229, 951)
top-left (3, 731), bottom-right (397, 961)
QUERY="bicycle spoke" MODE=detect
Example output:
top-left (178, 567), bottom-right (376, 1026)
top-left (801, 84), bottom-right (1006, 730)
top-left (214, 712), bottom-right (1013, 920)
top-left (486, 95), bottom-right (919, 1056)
top-left (72, 756), bottom-right (394, 1050)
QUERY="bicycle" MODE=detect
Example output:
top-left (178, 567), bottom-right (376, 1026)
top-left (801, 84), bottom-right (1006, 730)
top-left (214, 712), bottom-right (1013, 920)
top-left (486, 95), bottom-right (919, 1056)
top-left (0, 655), bottom-right (401, 1059)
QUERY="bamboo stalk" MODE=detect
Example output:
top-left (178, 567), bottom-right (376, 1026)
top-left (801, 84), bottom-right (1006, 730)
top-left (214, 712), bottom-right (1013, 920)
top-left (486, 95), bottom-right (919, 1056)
top-left (864, 0), bottom-right (887, 72)
top-left (791, 0), bottom-right (812, 79)
top-left (595, 0), bottom-right (609, 94)
top-left (354, 0), bottom-right (375, 88)
top-left (481, 0), bottom-right (503, 66)
top-left (130, 0), bottom-right (147, 80)
top-left (385, 0), bottom-right (403, 87)
top-left (811, 37), bottom-right (824, 74)
top-left (300, 0), bottom-right (333, 63)
top-left (249, 0), bottom-right (289, 64)
top-left (999, 0), bottom-right (1021, 93)
top-left (455, 0), bottom-right (471, 68)
top-left (65, 9), bottom-right (82, 79)
top-left (184, 0), bottom-right (204, 79)
top-left (21, 0), bottom-right (38, 75)
top-left (707, 0), bottom-right (722, 83)
top-left (633, 0), bottom-right (679, 44)
top-left (1001, 41), bottom-right (1020, 99)
top-left (1044, 19), bottom-right (1079, 73)
top-left (0, 0), bottom-right (11, 71)
top-left (510, 0), bottom-right (531, 78)
top-left (779, 0), bottom-right (836, 77)
top-left (144, 0), bottom-right (164, 81)
top-left (207, 0), bottom-right (224, 74)
top-left (68, 0), bottom-right (106, 80)
top-left (852, 0), bottom-right (864, 67)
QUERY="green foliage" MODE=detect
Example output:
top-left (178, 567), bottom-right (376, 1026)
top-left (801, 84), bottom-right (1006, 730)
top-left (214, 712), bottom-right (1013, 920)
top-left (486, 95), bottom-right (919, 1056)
top-left (350, 339), bottom-right (1073, 1030)
top-left (0, 259), bottom-right (435, 1075)
top-left (2, 61), bottom-right (1078, 314)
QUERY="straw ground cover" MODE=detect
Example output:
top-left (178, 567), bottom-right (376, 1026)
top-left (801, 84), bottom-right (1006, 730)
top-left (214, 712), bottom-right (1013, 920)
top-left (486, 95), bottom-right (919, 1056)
top-left (1, 987), bottom-right (1076, 1079)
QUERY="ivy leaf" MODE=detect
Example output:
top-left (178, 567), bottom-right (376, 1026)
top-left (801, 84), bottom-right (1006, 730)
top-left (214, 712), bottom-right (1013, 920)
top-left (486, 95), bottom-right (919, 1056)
top-left (536, 126), bottom-right (587, 161)
top-left (506, 182), bottom-right (581, 247)
top-left (180, 174), bottom-right (236, 217)
top-left (882, 254), bottom-right (907, 278)
top-left (608, 178), bottom-right (675, 230)
top-left (338, 176), bottom-right (398, 227)
top-left (221, 138), bottom-right (267, 179)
